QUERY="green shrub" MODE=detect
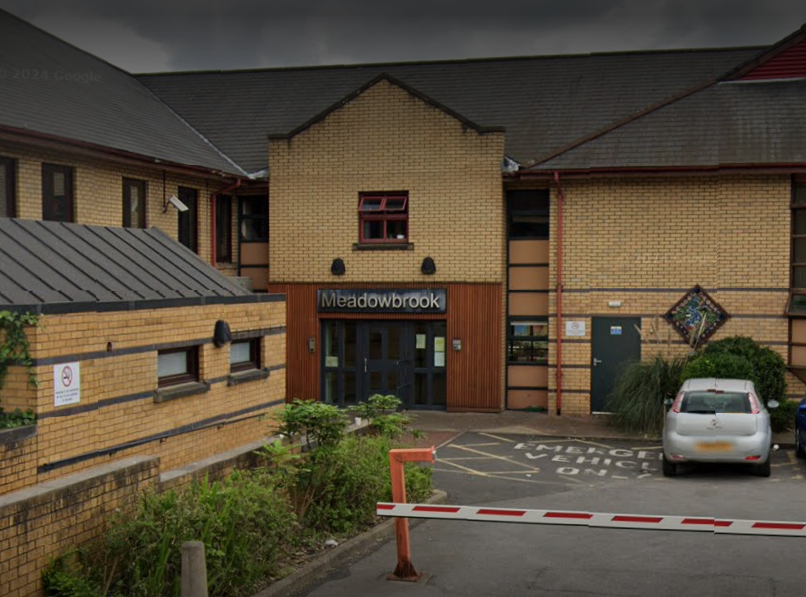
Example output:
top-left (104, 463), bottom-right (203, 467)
top-left (606, 355), bottom-right (686, 436)
top-left (683, 336), bottom-right (787, 404)
top-left (769, 398), bottom-right (799, 433)
top-left (349, 394), bottom-right (421, 439)
top-left (680, 352), bottom-right (754, 382)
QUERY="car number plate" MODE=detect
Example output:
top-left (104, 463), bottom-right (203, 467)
top-left (695, 441), bottom-right (734, 453)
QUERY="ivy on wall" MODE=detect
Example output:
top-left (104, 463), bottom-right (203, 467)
top-left (0, 310), bottom-right (39, 428)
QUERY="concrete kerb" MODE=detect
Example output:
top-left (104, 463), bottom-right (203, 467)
top-left (251, 489), bottom-right (448, 597)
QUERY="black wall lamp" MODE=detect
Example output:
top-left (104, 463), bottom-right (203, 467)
top-left (213, 320), bottom-right (232, 347)
top-left (421, 256), bottom-right (436, 275)
top-left (331, 257), bottom-right (346, 276)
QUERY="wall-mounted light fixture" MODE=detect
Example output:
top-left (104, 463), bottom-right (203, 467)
top-left (163, 194), bottom-right (189, 213)
top-left (421, 256), bottom-right (436, 275)
top-left (308, 337), bottom-right (316, 353)
top-left (331, 257), bottom-right (346, 276)
top-left (213, 320), bottom-right (232, 347)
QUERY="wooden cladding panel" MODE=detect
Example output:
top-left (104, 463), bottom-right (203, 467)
top-left (509, 266), bottom-right (549, 291)
top-left (446, 283), bottom-right (503, 411)
top-left (792, 319), bottom-right (806, 344)
top-left (240, 242), bottom-right (269, 265)
top-left (267, 284), bottom-right (319, 402)
top-left (508, 365), bottom-right (548, 388)
top-left (791, 345), bottom-right (806, 368)
top-left (509, 292), bottom-right (549, 316)
top-left (508, 390), bottom-right (548, 409)
top-left (269, 283), bottom-right (503, 411)
top-left (509, 240), bottom-right (549, 264)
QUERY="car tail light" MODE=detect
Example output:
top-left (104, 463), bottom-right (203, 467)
top-left (744, 455), bottom-right (762, 461)
top-left (671, 392), bottom-right (684, 413)
top-left (748, 393), bottom-right (760, 414)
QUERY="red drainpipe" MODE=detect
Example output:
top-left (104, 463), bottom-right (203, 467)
top-left (554, 171), bottom-right (564, 416)
top-left (210, 179), bottom-right (242, 265)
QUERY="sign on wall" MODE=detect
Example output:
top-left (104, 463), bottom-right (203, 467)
top-left (54, 362), bottom-right (81, 406)
top-left (565, 321), bottom-right (586, 337)
top-left (318, 289), bottom-right (447, 314)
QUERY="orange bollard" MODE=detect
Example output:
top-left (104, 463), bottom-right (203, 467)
top-left (387, 446), bottom-right (436, 582)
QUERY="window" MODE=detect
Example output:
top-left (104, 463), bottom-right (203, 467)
top-left (788, 181), bottom-right (806, 314)
top-left (123, 178), bottom-right (146, 228)
top-left (177, 187), bottom-right (198, 252)
top-left (42, 164), bottom-right (74, 222)
top-left (216, 195), bottom-right (233, 262)
top-left (507, 319), bottom-right (549, 363)
top-left (0, 157), bottom-right (15, 218)
top-left (230, 338), bottom-right (260, 372)
top-left (508, 189), bottom-right (549, 239)
top-left (359, 193), bottom-right (408, 243)
top-left (239, 196), bottom-right (268, 242)
top-left (157, 346), bottom-right (199, 387)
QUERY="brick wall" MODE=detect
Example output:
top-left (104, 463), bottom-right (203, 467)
top-left (267, 79), bottom-right (507, 285)
top-left (0, 140), bottom-right (240, 268)
top-left (540, 174), bottom-right (797, 415)
top-left (1, 299), bottom-right (286, 492)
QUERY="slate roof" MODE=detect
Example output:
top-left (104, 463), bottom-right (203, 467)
top-left (0, 219), bottom-right (273, 313)
top-left (137, 47), bottom-right (762, 174)
top-left (0, 9), bottom-right (243, 176)
top-left (534, 77), bottom-right (806, 171)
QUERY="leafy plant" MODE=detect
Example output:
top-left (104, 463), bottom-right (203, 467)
top-left (0, 407), bottom-right (36, 429)
top-left (349, 394), bottom-right (421, 439)
top-left (769, 398), bottom-right (799, 433)
top-left (0, 310), bottom-right (39, 389)
top-left (42, 551), bottom-right (103, 597)
top-left (680, 352), bottom-right (755, 382)
top-left (696, 336), bottom-right (786, 404)
top-left (606, 355), bottom-right (686, 436)
top-left (274, 399), bottom-right (349, 449)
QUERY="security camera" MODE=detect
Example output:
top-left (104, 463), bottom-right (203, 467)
top-left (168, 195), bottom-right (189, 212)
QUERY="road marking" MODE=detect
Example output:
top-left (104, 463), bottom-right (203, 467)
top-left (479, 432), bottom-right (517, 443)
top-left (438, 459), bottom-right (493, 477)
top-left (449, 444), bottom-right (541, 471)
top-left (433, 468), bottom-right (589, 486)
top-left (455, 442), bottom-right (501, 448)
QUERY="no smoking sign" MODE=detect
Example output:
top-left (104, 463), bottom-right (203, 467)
top-left (54, 362), bottom-right (81, 406)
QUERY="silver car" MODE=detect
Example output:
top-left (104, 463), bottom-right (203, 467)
top-left (662, 378), bottom-right (778, 477)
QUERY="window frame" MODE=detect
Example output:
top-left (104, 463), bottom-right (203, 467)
top-left (0, 156), bottom-right (16, 218)
top-left (177, 186), bottom-right (199, 253)
top-left (507, 189), bottom-right (550, 240)
top-left (229, 338), bottom-right (261, 373)
top-left (122, 178), bottom-right (147, 229)
top-left (157, 346), bottom-right (200, 388)
top-left (42, 163), bottom-right (75, 222)
top-left (358, 192), bottom-right (409, 244)
top-left (507, 318), bottom-right (549, 364)
top-left (788, 180), bottom-right (806, 315)
top-left (216, 194), bottom-right (233, 263)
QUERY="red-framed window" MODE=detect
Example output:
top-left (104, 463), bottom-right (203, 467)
top-left (358, 193), bottom-right (408, 243)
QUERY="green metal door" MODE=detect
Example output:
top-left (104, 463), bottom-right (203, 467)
top-left (591, 317), bottom-right (641, 413)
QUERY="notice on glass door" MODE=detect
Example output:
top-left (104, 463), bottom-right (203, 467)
top-left (434, 337), bottom-right (446, 367)
top-left (416, 334), bottom-right (426, 349)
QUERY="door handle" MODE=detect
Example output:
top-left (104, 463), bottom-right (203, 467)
top-left (364, 357), bottom-right (368, 373)
top-left (593, 358), bottom-right (603, 366)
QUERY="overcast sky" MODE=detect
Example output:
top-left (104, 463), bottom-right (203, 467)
top-left (1, 0), bottom-right (804, 73)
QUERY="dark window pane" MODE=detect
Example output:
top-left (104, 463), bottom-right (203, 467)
top-left (324, 372), bottom-right (337, 404)
top-left (510, 215), bottom-right (549, 238)
top-left (0, 157), bottom-right (14, 218)
top-left (239, 196), bottom-right (268, 241)
top-left (511, 321), bottom-right (549, 337)
top-left (509, 339), bottom-right (533, 362)
top-left (363, 220), bottom-right (383, 240)
top-left (216, 195), bottom-right (232, 262)
top-left (386, 197), bottom-right (406, 211)
top-left (344, 322), bottom-right (357, 368)
top-left (794, 268), bottom-right (806, 289)
top-left (369, 330), bottom-right (383, 359)
top-left (432, 373), bottom-right (447, 406)
top-left (42, 164), bottom-right (74, 222)
top-left (386, 220), bottom-right (407, 240)
top-left (795, 209), bottom-right (806, 235)
top-left (123, 179), bottom-right (146, 228)
top-left (388, 325), bottom-right (401, 360)
top-left (360, 197), bottom-right (383, 211)
top-left (508, 189), bottom-right (550, 212)
top-left (795, 238), bottom-right (806, 263)
top-left (794, 184), bottom-right (806, 205)
top-left (414, 373), bottom-right (428, 406)
top-left (344, 372), bottom-right (357, 405)
top-left (177, 187), bottom-right (198, 252)
top-left (789, 294), bottom-right (806, 313)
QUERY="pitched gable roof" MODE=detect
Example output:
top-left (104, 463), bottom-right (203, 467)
top-left (0, 219), bottom-right (273, 313)
top-left (267, 72), bottom-right (505, 140)
top-left (725, 24), bottom-right (806, 81)
top-left (139, 47), bottom-right (760, 173)
top-left (0, 9), bottom-right (244, 177)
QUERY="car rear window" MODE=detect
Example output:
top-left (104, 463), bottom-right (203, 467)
top-left (681, 391), bottom-right (752, 414)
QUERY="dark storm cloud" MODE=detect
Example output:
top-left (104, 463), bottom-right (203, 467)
top-left (0, 0), bottom-right (804, 72)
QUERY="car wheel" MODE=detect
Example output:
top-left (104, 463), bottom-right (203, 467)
top-left (752, 457), bottom-right (771, 477)
top-left (662, 456), bottom-right (677, 477)
top-left (797, 428), bottom-right (806, 459)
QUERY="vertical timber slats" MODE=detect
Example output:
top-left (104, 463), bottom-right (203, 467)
top-left (268, 282), bottom-right (502, 411)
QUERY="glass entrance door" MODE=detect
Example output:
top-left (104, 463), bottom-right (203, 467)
top-left (321, 320), bottom-right (447, 410)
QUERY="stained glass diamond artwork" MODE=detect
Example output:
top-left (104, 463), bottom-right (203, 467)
top-left (665, 285), bottom-right (729, 345)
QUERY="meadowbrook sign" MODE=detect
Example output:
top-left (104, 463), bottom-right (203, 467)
top-left (317, 289), bottom-right (447, 314)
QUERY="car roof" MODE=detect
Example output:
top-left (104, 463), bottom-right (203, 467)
top-left (680, 378), bottom-right (756, 393)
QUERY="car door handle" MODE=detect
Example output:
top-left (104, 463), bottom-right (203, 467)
top-left (593, 358), bottom-right (603, 366)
